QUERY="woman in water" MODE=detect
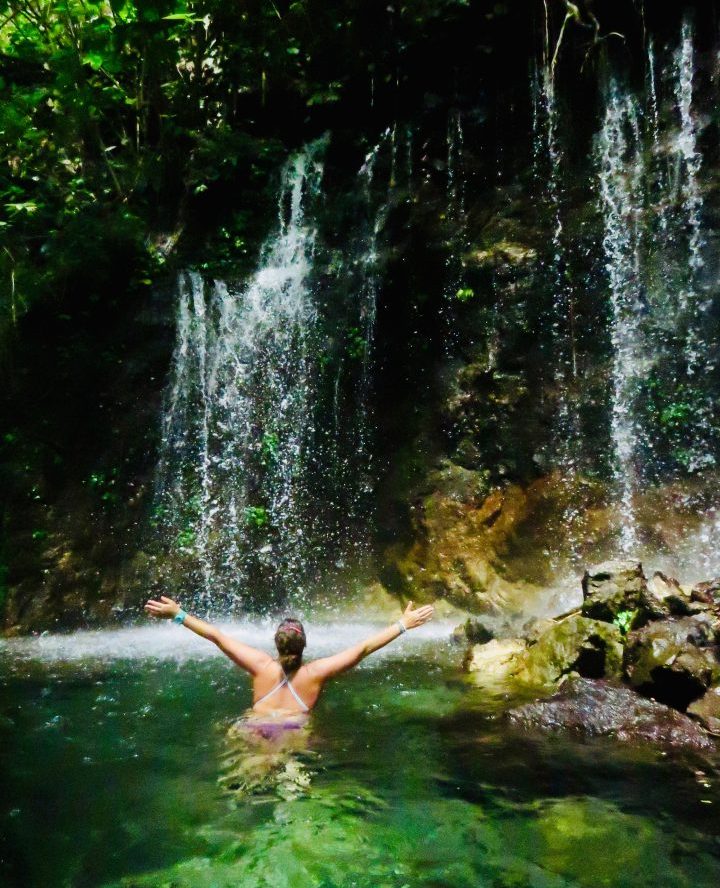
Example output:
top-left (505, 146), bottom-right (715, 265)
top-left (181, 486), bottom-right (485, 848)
top-left (145, 596), bottom-right (434, 797)
top-left (144, 595), bottom-right (435, 715)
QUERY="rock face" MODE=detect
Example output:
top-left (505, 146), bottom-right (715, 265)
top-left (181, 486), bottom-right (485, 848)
top-left (687, 686), bottom-right (720, 734)
top-left (382, 475), bottom-right (545, 614)
top-left (507, 677), bottom-right (715, 751)
top-left (581, 561), bottom-right (649, 622)
top-left (516, 615), bottom-right (624, 688)
top-left (624, 616), bottom-right (720, 710)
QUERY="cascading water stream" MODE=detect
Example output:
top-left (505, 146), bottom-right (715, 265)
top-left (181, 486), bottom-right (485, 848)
top-left (673, 20), bottom-right (715, 472)
top-left (443, 109), bottom-right (469, 349)
top-left (155, 140), bottom-right (327, 610)
top-left (596, 84), bottom-right (646, 556)
top-left (592, 20), bottom-right (718, 563)
top-left (533, 62), bottom-right (585, 567)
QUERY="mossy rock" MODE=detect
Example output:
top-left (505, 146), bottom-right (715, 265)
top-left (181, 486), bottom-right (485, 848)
top-left (516, 614), bottom-right (624, 690)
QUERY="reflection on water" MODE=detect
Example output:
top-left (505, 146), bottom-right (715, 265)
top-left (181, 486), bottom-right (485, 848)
top-left (1, 625), bottom-right (719, 887)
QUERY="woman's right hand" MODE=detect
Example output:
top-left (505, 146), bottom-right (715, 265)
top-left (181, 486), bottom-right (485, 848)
top-left (400, 600), bottom-right (435, 630)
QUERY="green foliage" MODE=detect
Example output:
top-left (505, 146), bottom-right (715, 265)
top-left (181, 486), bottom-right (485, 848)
top-left (455, 287), bottom-right (475, 302)
top-left (346, 326), bottom-right (366, 360)
top-left (612, 609), bottom-right (635, 636)
top-left (85, 468), bottom-right (120, 506)
top-left (260, 432), bottom-right (279, 465)
top-left (244, 505), bottom-right (269, 529)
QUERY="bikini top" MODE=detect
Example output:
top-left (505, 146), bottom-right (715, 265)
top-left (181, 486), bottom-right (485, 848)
top-left (253, 669), bottom-right (310, 712)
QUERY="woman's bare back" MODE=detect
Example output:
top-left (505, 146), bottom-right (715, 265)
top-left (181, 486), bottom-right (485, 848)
top-left (252, 660), bottom-right (321, 714)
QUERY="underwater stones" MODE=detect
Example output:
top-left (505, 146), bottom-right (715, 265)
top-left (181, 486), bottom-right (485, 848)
top-left (516, 614), bottom-right (624, 689)
top-left (623, 616), bottom-right (720, 710)
top-left (581, 560), bottom-right (649, 622)
top-left (507, 677), bottom-right (715, 751)
top-left (687, 686), bottom-right (720, 734)
top-left (463, 638), bottom-right (526, 681)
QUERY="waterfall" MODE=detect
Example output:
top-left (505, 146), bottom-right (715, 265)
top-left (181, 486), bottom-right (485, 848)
top-left (672, 20), bottom-right (715, 472)
top-left (534, 62), bottom-right (585, 567)
top-left (156, 140), bottom-right (327, 610)
top-left (443, 110), bottom-right (469, 350)
top-left (596, 84), bottom-right (646, 555)
top-left (592, 18), bottom-right (719, 560)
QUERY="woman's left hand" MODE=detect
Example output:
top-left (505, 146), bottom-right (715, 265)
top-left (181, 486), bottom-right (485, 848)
top-left (144, 595), bottom-right (181, 619)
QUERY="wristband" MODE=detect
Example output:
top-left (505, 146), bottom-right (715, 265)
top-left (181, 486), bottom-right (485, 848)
top-left (173, 609), bottom-right (188, 625)
top-left (396, 620), bottom-right (407, 634)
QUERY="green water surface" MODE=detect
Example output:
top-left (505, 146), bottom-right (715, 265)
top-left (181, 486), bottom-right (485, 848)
top-left (1, 632), bottom-right (719, 887)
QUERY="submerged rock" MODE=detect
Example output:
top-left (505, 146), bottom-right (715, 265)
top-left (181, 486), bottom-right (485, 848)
top-left (623, 616), bottom-right (720, 710)
top-left (516, 614), bottom-right (624, 689)
top-left (507, 677), bottom-right (715, 751)
top-left (687, 686), bottom-right (720, 735)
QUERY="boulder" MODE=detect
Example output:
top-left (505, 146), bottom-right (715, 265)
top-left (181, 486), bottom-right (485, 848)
top-left (624, 616), bottom-right (720, 710)
top-left (647, 572), bottom-right (711, 618)
top-left (687, 686), bottom-right (720, 735)
top-left (516, 614), bottom-right (624, 689)
top-left (648, 571), bottom-right (683, 600)
top-left (451, 618), bottom-right (494, 646)
top-left (691, 577), bottom-right (720, 607)
top-left (463, 638), bottom-right (526, 683)
top-left (581, 560), bottom-right (648, 623)
top-left (506, 677), bottom-right (715, 751)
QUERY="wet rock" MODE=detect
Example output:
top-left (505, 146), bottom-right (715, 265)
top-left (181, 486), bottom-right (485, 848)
top-left (666, 592), bottom-right (710, 617)
top-left (687, 686), bottom-right (720, 735)
top-left (648, 571), bottom-right (683, 600)
top-left (624, 616), bottom-right (720, 710)
top-left (465, 240), bottom-right (538, 267)
top-left (520, 616), bottom-right (557, 644)
top-left (648, 570), bottom-right (707, 612)
top-left (451, 618), bottom-right (494, 646)
top-left (691, 577), bottom-right (720, 607)
top-left (382, 480), bottom-right (546, 615)
top-left (463, 638), bottom-right (526, 681)
top-left (516, 614), bottom-right (624, 689)
top-left (645, 571), bottom-right (702, 619)
top-left (581, 560), bottom-right (648, 623)
top-left (507, 677), bottom-right (715, 751)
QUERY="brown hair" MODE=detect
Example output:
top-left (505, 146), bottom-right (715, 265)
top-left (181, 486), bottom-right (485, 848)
top-left (274, 617), bottom-right (306, 675)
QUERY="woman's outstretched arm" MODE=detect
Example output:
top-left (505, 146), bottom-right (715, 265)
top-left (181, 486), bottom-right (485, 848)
top-left (144, 596), bottom-right (273, 675)
top-left (307, 601), bottom-right (434, 683)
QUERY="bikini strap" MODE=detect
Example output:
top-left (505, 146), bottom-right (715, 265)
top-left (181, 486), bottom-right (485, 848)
top-left (284, 674), bottom-right (310, 712)
top-left (253, 676), bottom-right (288, 707)
top-left (253, 670), bottom-right (310, 712)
